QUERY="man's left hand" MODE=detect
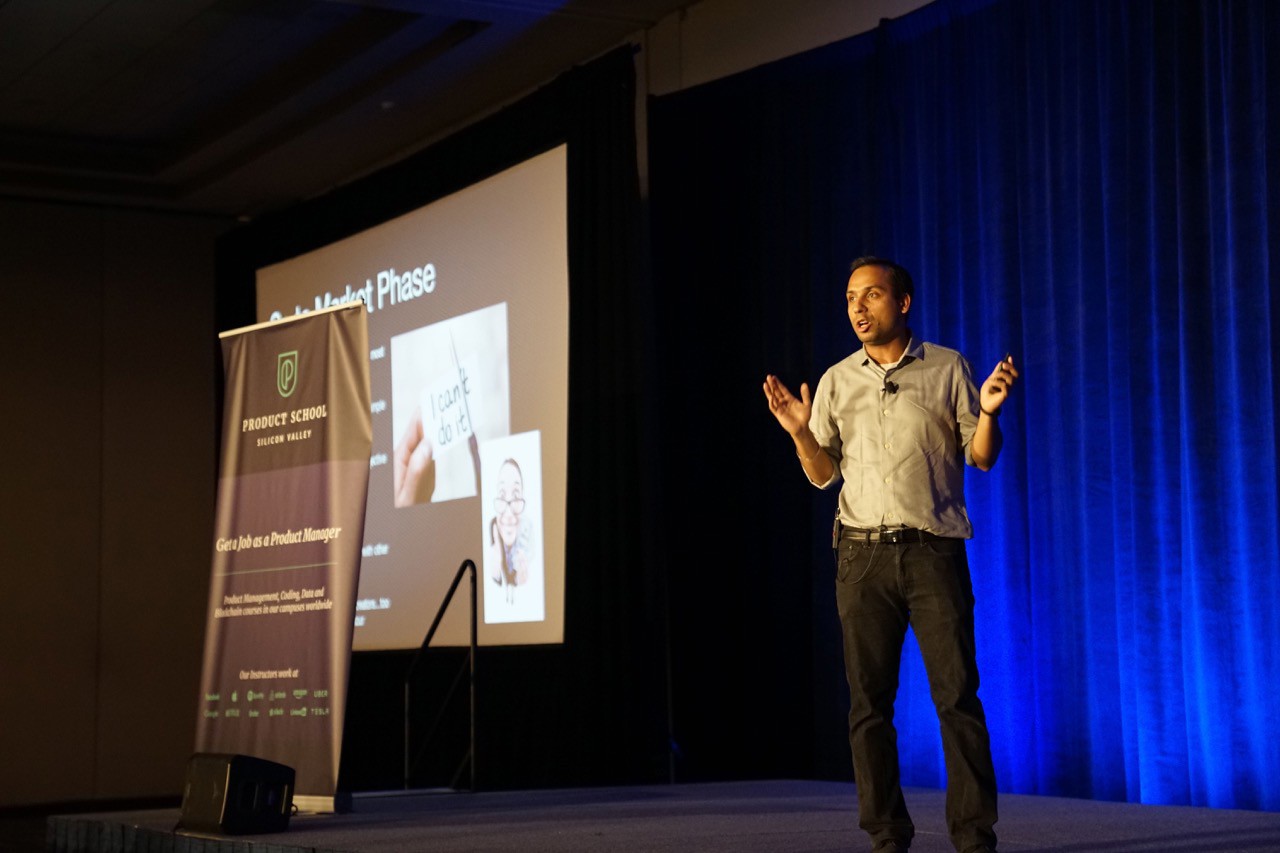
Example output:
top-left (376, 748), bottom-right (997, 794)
top-left (979, 354), bottom-right (1019, 415)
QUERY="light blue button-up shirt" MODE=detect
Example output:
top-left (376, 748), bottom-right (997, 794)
top-left (806, 337), bottom-right (981, 538)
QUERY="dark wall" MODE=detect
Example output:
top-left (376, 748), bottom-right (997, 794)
top-left (0, 199), bottom-right (232, 807)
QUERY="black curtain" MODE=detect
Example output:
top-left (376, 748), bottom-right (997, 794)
top-left (217, 45), bottom-right (671, 791)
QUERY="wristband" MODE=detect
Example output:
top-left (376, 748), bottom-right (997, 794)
top-left (980, 406), bottom-right (1001, 417)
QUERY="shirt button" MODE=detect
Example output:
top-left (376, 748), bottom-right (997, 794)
top-left (884, 443), bottom-right (891, 449)
top-left (884, 477), bottom-right (891, 483)
top-left (882, 409), bottom-right (890, 415)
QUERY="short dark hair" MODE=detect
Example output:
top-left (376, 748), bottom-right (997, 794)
top-left (849, 256), bottom-right (915, 302)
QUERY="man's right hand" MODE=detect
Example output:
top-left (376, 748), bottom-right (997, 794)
top-left (762, 374), bottom-right (811, 436)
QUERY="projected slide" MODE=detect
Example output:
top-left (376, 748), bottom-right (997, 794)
top-left (255, 145), bottom-right (568, 649)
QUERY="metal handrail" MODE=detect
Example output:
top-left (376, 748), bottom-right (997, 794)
top-left (403, 558), bottom-right (476, 791)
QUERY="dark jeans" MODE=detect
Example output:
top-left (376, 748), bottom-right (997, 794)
top-left (834, 534), bottom-right (998, 852)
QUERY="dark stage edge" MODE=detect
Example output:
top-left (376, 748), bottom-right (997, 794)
top-left (46, 779), bottom-right (1280, 853)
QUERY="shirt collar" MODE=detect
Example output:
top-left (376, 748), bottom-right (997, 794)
top-left (857, 334), bottom-right (925, 367)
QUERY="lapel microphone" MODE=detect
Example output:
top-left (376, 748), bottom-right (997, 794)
top-left (882, 380), bottom-right (899, 394)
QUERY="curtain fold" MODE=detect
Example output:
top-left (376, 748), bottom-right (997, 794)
top-left (650, 0), bottom-right (1278, 808)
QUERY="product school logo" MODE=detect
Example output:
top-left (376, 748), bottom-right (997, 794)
top-left (277, 351), bottom-right (299, 398)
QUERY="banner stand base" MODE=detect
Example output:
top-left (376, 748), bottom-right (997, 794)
top-left (294, 791), bottom-right (353, 814)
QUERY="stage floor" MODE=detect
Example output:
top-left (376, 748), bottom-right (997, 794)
top-left (45, 779), bottom-right (1280, 852)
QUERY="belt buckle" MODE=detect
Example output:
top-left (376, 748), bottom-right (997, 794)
top-left (881, 527), bottom-right (902, 544)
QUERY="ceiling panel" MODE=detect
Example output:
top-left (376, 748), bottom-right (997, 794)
top-left (0, 0), bottom-right (696, 217)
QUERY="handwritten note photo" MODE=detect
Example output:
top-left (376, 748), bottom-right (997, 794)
top-left (390, 302), bottom-right (511, 505)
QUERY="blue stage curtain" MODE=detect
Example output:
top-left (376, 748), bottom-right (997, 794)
top-left (649, 0), bottom-right (1279, 809)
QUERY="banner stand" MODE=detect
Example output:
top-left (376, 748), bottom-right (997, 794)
top-left (193, 302), bottom-right (373, 812)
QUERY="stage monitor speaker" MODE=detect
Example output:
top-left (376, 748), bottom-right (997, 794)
top-left (178, 752), bottom-right (295, 835)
